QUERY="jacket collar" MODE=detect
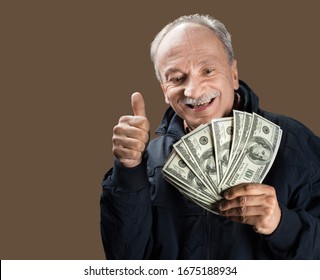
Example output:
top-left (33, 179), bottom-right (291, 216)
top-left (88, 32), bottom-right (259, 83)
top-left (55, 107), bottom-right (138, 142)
top-left (155, 106), bottom-right (185, 139)
top-left (238, 80), bottom-right (260, 114)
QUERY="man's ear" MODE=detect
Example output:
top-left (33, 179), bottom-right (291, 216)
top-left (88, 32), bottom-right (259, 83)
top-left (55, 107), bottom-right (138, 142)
top-left (161, 84), bottom-right (170, 104)
top-left (232, 59), bottom-right (239, 90)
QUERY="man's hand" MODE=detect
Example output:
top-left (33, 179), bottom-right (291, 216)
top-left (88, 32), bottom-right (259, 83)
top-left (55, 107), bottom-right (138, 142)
top-left (112, 92), bottom-right (150, 168)
top-left (216, 183), bottom-right (281, 235)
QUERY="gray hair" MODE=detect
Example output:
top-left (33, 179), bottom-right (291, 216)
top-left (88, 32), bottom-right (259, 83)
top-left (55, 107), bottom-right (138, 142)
top-left (150, 14), bottom-right (234, 82)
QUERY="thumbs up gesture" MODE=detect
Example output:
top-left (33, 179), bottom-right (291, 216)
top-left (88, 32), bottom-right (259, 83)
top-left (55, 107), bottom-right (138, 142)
top-left (112, 92), bottom-right (150, 168)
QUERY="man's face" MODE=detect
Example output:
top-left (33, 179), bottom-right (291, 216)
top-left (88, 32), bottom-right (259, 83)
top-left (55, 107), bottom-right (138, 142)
top-left (156, 23), bottom-right (239, 130)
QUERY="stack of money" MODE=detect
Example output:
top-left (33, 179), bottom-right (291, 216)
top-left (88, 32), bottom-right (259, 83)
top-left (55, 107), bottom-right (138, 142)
top-left (162, 110), bottom-right (282, 213)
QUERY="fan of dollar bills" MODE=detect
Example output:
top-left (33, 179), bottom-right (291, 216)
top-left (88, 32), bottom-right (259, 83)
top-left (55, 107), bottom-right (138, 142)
top-left (162, 110), bottom-right (282, 213)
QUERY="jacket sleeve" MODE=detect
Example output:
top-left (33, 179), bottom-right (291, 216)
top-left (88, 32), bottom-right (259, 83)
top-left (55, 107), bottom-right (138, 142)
top-left (262, 132), bottom-right (320, 259)
top-left (100, 157), bottom-right (153, 259)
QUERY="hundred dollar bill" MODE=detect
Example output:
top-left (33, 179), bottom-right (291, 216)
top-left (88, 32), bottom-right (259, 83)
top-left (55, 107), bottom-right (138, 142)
top-left (162, 150), bottom-right (218, 202)
top-left (182, 123), bottom-right (219, 196)
top-left (163, 158), bottom-right (213, 204)
top-left (229, 110), bottom-right (245, 163)
top-left (223, 112), bottom-right (253, 189)
top-left (187, 194), bottom-right (220, 215)
top-left (164, 173), bottom-right (215, 205)
top-left (212, 117), bottom-right (233, 184)
top-left (220, 113), bottom-right (282, 192)
top-left (173, 139), bottom-right (215, 194)
top-left (165, 169), bottom-right (220, 212)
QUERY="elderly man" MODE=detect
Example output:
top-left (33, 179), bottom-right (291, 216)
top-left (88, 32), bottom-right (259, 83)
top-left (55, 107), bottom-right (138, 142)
top-left (100, 14), bottom-right (320, 259)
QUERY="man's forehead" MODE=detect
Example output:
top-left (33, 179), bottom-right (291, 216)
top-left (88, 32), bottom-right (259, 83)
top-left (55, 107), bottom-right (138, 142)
top-left (156, 23), bottom-right (224, 70)
top-left (156, 23), bottom-right (223, 64)
top-left (159, 23), bottom-right (216, 51)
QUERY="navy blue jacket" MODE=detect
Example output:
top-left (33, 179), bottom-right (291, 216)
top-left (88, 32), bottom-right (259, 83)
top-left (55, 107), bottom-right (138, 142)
top-left (100, 81), bottom-right (320, 259)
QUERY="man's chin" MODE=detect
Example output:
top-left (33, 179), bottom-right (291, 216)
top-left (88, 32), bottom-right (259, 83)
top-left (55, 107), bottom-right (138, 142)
top-left (185, 118), bottom-right (211, 131)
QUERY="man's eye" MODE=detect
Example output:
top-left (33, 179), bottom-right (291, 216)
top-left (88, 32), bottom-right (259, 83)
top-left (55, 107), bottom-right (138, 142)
top-left (170, 76), bottom-right (185, 83)
top-left (205, 68), bottom-right (214, 75)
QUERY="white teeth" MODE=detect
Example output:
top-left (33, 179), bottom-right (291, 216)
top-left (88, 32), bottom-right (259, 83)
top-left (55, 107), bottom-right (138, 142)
top-left (193, 101), bottom-right (210, 108)
top-left (181, 92), bottom-right (220, 108)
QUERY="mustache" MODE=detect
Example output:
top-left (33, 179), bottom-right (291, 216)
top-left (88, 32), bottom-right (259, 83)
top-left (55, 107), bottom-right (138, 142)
top-left (180, 91), bottom-right (221, 106)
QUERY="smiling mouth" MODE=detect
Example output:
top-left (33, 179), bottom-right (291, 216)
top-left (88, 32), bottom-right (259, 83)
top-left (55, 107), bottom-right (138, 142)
top-left (187, 98), bottom-right (214, 109)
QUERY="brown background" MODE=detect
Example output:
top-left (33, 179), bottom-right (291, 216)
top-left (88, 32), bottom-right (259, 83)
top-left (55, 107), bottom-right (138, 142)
top-left (1, 0), bottom-right (319, 259)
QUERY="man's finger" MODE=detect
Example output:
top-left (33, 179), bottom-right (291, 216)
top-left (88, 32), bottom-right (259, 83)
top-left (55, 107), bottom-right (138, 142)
top-left (131, 92), bottom-right (146, 117)
top-left (223, 183), bottom-right (275, 199)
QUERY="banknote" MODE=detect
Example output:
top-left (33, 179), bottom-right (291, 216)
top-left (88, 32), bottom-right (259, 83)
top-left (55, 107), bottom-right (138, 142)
top-left (212, 117), bottom-right (233, 183)
top-left (162, 150), bottom-right (218, 202)
top-left (182, 123), bottom-right (219, 196)
top-left (164, 174), bottom-right (215, 206)
top-left (220, 113), bottom-right (282, 191)
top-left (229, 110), bottom-right (245, 163)
top-left (223, 112), bottom-right (253, 188)
top-left (163, 166), bottom-right (220, 213)
top-left (162, 110), bottom-right (282, 212)
top-left (173, 140), bottom-right (213, 193)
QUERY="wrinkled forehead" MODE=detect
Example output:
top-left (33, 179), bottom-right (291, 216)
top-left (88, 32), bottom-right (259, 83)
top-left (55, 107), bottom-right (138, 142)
top-left (160, 23), bottom-right (214, 46)
top-left (155, 23), bottom-right (223, 65)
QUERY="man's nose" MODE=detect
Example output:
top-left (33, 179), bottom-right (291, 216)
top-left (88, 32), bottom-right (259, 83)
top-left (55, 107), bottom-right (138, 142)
top-left (184, 77), bottom-right (203, 99)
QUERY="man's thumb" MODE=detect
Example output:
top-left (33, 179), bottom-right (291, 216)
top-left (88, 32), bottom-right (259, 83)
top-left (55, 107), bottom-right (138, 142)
top-left (131, 92), bottom-right (146, 117)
